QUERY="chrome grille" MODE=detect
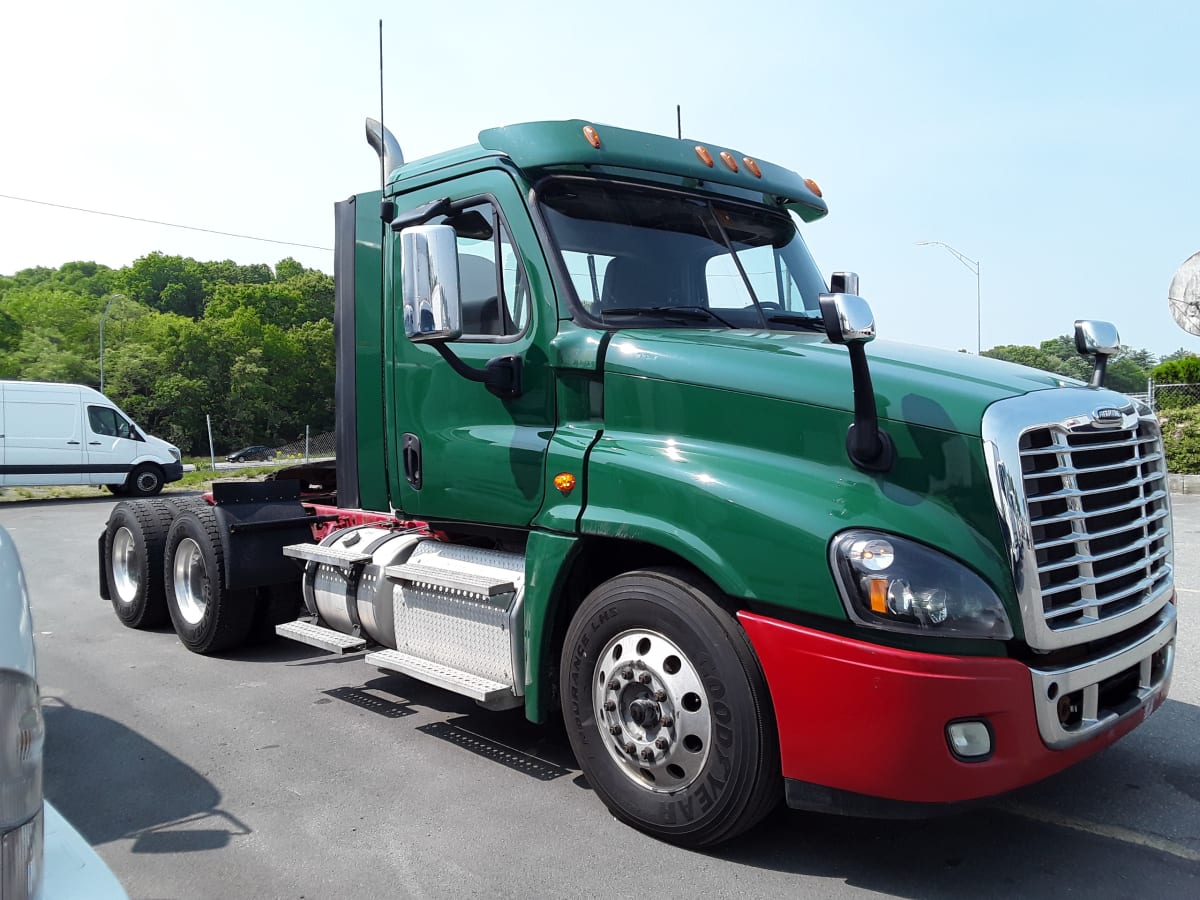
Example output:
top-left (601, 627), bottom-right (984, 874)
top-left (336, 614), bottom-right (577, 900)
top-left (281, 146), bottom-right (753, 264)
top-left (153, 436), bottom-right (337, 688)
top-left (983, 390), bottom-right (1174, 651)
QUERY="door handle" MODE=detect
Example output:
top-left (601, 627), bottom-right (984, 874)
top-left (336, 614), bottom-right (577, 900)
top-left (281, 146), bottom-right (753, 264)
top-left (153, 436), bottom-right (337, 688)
top-left (402, 433), bottom-right (422, 490)
top-left (67, 440), bottom-right (81, 445)
top-left (89, 441), bottom-right (102, 445)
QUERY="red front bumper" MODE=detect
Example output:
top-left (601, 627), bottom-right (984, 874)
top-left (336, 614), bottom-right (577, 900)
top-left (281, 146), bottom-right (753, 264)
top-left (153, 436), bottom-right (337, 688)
top-left (737, 611), bottom-right (1170, 805)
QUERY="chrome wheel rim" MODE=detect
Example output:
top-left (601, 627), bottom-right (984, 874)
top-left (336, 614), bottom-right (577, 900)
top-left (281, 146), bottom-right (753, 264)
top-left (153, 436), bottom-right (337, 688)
top-left (111, 526), bottom-right (140, 605)
top-left (172, 537), bottom-right (207, 626)
top-left (593, 628), bottom-right (712, 792)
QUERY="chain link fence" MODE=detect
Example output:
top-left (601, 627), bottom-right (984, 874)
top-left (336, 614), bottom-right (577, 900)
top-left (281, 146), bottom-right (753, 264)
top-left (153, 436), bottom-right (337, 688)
top-left (1149, 382), bottom-right (1200, 412)
top-left (274, 429), bottom-right (336, 462)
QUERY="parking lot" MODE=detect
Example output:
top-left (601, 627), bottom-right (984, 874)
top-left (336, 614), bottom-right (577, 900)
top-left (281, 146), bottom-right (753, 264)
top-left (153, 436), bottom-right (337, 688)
top-left (3, 494), bottom-right (1199, 899)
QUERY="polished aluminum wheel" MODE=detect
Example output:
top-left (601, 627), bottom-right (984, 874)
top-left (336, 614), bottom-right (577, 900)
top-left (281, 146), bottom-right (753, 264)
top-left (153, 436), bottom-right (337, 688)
top-left (110, 526), bottom-right (140, 605)
top-left (171, 537), bottom-right (208, 626)
top-left (593, 628), bottom-right (712, 792)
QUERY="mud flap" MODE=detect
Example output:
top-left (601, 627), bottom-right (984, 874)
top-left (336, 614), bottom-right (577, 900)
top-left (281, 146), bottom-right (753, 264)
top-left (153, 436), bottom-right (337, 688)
top-left (210, 482), bottom-right (319, 591)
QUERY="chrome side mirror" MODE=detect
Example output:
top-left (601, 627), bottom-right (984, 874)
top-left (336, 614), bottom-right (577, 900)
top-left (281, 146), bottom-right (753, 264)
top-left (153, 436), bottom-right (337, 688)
top-left (819, 292), bottom-right (876, 345)
top-left (401, 224), bottom-right (462, 343)
top-left (1074, 319), bottom-right (1120, 388)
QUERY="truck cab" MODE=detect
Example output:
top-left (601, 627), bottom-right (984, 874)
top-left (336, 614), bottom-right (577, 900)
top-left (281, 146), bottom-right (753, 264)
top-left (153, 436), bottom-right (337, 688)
top-left (101, 118), bottom-right (1176, 848)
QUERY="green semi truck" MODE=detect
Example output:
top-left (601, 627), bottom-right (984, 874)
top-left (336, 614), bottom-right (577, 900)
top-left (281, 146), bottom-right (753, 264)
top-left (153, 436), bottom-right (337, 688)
top-left (99, 118), bottom-right (1175, 848)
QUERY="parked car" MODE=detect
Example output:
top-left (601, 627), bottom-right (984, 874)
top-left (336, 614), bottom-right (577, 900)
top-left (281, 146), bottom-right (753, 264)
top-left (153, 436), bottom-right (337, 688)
top-left (0, 526), bottom-right (128, 899)
top-left (225, 445), bottom-right (275, 463)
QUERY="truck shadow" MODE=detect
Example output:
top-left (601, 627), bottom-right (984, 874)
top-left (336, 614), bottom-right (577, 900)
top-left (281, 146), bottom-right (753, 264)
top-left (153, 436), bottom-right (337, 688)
top-left (41, 699), bottom-right (250, 853)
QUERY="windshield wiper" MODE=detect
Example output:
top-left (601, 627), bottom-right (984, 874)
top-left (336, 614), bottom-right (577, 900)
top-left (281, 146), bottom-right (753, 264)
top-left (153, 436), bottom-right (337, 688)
top-left (601, 306), bottom-right (736, 327)
top-left (765, 313), bottom-right (826, 331)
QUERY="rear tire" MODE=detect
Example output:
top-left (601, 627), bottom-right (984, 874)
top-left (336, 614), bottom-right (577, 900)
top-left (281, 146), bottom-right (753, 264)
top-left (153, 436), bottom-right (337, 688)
top-left (104, 499), bottom-right (175, 628)
top-left (560, 568), bottom-right (780, 848)
top-left (164, 506), bottom-right (256, 654)
top-left (127, 463), bottom-right (165, 497)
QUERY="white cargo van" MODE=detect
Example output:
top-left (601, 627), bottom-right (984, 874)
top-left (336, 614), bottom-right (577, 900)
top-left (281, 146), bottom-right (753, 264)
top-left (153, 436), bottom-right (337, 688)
top-left (0, 381), bottom-right (182, 496)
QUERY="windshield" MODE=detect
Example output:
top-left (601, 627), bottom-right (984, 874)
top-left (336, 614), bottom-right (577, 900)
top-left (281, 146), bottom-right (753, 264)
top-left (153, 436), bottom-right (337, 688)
top-left (537, 178), bottom-right (829, 329)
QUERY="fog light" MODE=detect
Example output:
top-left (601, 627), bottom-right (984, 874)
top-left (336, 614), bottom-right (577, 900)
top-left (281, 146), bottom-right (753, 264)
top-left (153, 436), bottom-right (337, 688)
top-left (946, 720), bottom-right (992, 760)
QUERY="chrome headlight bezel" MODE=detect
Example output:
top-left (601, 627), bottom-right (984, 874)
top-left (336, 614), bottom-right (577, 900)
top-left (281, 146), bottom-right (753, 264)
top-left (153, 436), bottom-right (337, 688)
top-left (829, 530), bottom-right (1014, 640)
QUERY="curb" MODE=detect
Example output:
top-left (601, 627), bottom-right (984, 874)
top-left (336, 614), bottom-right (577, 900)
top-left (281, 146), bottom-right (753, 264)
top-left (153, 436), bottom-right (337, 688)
top-left (1170, 473), bottom-right (1200, 495)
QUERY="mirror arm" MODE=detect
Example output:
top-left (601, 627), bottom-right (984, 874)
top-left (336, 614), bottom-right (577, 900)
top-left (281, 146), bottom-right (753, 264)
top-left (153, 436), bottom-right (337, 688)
top-left (1089, 354), bottom-right (1110, 389)
top-left (844, 343), bottom-right (895, 471)
top-left (390, 197), bottom-right (453, 232)
top-left (431, 343), bottom-right (524, 399)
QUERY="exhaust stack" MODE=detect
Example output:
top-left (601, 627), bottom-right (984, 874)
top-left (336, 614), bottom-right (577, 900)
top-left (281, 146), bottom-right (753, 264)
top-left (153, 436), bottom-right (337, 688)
top-left (365, 117), bottom-right (404, 180)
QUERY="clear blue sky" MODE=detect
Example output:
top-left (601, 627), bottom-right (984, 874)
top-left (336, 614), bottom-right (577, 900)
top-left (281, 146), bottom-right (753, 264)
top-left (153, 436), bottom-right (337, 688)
top-left (1, 0), bottom-right (1196, 358)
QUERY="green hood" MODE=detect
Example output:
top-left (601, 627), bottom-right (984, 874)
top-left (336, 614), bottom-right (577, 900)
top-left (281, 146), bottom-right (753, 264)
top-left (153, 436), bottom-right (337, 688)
top-left (601, 330), bottom-right (1073, 437)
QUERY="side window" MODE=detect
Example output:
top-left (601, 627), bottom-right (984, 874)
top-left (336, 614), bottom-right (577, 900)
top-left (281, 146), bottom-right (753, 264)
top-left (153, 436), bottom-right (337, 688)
top-left (443, 202), bottom-right (529, 340)
top-left (88, 406), bottom-right (132, 439)
top-left (705, 245), bottom-right (806, 311)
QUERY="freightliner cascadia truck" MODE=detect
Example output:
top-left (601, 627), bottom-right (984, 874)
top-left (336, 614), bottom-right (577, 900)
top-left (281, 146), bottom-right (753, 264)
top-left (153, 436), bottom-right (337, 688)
top-left (97, 118), bottom-right (1176, 848)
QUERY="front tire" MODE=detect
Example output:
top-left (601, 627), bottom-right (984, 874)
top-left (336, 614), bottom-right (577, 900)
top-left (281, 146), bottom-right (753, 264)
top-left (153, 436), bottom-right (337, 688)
top-left (560, 568), bottom-right (780, 847)
top-left (127, 463), bottom-right (165, 497)
top-left (164, 506), bottom-right (256, 654)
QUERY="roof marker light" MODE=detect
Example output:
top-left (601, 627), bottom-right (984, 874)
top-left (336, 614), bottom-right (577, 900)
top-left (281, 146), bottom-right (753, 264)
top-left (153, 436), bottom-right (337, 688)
top-left (804, 177), bottom-right (824, 198)
top-left (583, 125), bottom-right (601, 149)
top-left (742, 157), bottom-right (762, 178)
top-left (719, 151), bottom-right (739, 172)
top-left (695, 145), bottom-right (714, 167)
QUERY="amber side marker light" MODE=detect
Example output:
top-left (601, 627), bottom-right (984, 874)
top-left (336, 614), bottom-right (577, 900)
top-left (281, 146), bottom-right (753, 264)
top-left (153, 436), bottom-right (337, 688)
top-left (583, 125), bottom-right (602, 149)
top-left (695, 145), bottom-right (715, 167)
top-left (554, 472), bottom-right (577, 494)
top-left (804, 177), bottom-right (823, 198)
top-left (743, 157), bottom-right (762, 178)
top-left (719, 151), bottom-right (739, 172)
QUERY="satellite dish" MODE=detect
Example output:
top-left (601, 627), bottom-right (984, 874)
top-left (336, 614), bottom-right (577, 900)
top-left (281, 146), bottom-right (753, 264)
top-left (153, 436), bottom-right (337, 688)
top-left (1168, 251), bottom-right (1200, 336)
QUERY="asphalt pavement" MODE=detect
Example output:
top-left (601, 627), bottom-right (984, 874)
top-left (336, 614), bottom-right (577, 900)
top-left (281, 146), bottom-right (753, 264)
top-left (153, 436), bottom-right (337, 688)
top-left (2, 494), bottom-right (1198, 899)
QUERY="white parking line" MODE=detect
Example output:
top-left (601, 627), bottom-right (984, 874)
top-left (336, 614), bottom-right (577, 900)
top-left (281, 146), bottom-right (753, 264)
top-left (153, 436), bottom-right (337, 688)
top-left (1003, 803), bottom-right (1200, 862)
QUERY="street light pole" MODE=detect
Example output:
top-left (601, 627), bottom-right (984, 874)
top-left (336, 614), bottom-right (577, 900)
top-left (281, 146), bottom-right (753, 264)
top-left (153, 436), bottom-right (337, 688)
top-left (99, 293), bottom-right (124, 393)
top-left (916, 241), bottom-right (981, 354)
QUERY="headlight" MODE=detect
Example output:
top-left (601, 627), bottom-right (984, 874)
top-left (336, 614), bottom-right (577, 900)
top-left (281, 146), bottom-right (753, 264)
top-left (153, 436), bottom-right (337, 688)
top-left (1, 669), bottom-right (44, 900)
top-left (169, 447), bottom-right (182, 462)
top-left (830, 530), bottom-right (1013, 639)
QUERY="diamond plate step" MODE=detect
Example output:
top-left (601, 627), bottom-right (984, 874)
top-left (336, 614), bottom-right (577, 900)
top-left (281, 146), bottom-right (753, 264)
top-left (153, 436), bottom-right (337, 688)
top-left (384, 562), bottom-right (514, 597)
top-left (276, 619), bottom-right (367, 653)
top-left (366, 649), bottom-right (513, 703)
top-left (283, 543), bottom-right (371, 571)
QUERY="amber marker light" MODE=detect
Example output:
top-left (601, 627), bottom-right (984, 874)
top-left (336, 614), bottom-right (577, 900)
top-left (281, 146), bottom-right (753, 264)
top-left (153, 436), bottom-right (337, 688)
top-left (554, 472), bottom-right (577, 494)
top-left (694, 145), bottom-right (715, 167)
top-left (869, 577), bottom-right (889, 613)
top-left (719, 151), bottom-right (739, 172)
top-left (583, 125), bottom-right (602, 149)
top-left (803, 177), bottom-right (823, 198)
top-left (742, 157), bottom-right (762, 178)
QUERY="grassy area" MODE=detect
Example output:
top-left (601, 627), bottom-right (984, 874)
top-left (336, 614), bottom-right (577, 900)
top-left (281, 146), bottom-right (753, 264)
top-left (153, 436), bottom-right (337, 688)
top-left (0, 462), bottom-right (289, 502)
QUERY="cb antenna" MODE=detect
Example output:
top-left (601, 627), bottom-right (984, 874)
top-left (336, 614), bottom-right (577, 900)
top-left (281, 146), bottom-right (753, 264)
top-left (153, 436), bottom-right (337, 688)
top-left (676, 104), bottom-right (682, 140)
top-left (378, 19), bottom-right (385, 190)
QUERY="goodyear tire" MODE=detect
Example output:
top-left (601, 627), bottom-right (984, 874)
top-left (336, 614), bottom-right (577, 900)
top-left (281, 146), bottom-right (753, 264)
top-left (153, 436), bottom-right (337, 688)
top-left (164, 505), bottom-right (256, 654)
top-left (127, 463), bottom-right (165, 497)
top-left (105, 499), bottom-right (175, 628)
top-left (560, 568), bottom-right (781, 848)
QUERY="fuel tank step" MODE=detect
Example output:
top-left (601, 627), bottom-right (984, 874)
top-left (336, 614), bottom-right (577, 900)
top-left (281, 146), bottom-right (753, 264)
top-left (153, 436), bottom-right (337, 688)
top-left (365, 649), bottom-right (513, 704)
top-left (283, 543), bottom-right (371, 571)
top-left (276, 619), bottom-right (367, 653)
top-left (384, 562), bottom-right (515, 598)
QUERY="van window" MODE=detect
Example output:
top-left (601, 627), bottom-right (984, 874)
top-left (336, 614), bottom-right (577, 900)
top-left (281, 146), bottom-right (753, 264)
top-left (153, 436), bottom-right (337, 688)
top-left (88, 406), bottom-right (134, 439)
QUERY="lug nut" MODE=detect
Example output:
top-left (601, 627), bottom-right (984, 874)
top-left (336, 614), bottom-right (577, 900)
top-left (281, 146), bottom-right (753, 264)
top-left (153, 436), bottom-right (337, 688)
top-left (603, 699), bottom-right (616, 711)
top-left (660, 715), bottom-right (674, 728)
top-left (638, 673), bottom-right (652, 684)
top-left (621, 669), bottom-right (634, 680)
top-left (624, 742), bottom-right (637, 756)
top-left (655, 737), bottom-right (669, 750)
top-left (609, 725), bottom-right (622, 735)
top-left (654, 690), bottom-right (667, 702)
top-left (608, 680), bottom-right (620, 692)
top-left (640, 748), bottom-right (655, 762)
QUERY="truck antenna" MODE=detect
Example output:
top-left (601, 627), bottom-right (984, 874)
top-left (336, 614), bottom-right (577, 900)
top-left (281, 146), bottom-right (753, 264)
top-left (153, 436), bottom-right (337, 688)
top-left (676, 104), bottom-right (682, 140)
top-left (378, 19), bottom-right (385, 191)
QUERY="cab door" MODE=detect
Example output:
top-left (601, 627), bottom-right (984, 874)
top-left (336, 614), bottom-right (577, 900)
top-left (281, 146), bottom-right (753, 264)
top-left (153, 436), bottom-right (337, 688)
top-left (84, 404), bottom-right (141, 485)
top-left (386, 168), bottom-right (556, 526)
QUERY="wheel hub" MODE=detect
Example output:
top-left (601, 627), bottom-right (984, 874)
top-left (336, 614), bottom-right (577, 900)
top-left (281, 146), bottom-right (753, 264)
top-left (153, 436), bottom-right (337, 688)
top-left (111, 526), bottom-right (140, 604)
top-left (172, 537), bottom-right (209, 626)
top-left (593, 629), bottom-right (712, 792)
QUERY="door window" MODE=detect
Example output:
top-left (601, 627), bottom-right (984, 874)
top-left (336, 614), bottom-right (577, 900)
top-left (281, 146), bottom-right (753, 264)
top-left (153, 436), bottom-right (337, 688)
top-left (88, 406), bottom-right (133, 439)
top-left (441, 203), bottom-right (530, 339)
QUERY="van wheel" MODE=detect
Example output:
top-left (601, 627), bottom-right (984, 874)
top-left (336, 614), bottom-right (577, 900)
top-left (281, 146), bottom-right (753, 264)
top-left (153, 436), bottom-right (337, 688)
top-left (127, 464), bottom-right (165, 497)
top-left (164, 506), bottom-right (256, 654)
top-left (560, 568), bottom-right (781, 848)
top-left (105, 500), bottom-right (175, 628)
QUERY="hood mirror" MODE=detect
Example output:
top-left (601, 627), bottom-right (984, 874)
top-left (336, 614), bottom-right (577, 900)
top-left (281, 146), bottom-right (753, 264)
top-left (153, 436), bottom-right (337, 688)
top-left (820, 292), bottom-right (893, 473)
top-left (1074, 319), bottom-right (1120, 388)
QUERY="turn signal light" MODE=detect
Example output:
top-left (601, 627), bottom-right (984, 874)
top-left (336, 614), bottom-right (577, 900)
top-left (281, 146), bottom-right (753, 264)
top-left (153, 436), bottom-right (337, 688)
top-left (554, 472), bottom-right (577, 494)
